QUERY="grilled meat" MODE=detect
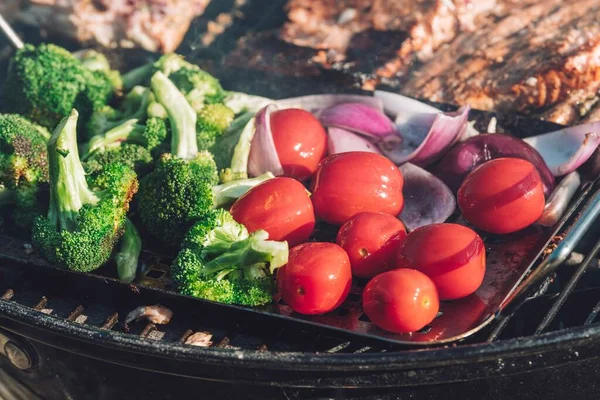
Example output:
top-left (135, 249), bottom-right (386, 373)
top-left (280, 0), bottom-right (496, 87)
top-left (403, 0), bottom-right (600, 121)
top-left (5, 0), bottom-right (210, 53)
top-left (124, 305), bottom-right (173, 327)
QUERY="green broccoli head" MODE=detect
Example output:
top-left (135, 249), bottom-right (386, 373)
top-left (73, 49), bottom-right (123, 92)
top-left (31, 109), bottom-right (138, 272)
top-left (169, 66), bottom-right (226, 111)
top-left (196, 104), bottom-right (235, 151)
top-left (84, 143), bottom-right (154, 178)
top-left (171, 209), bottom-right (288, 306)
top-left (3, 44), bottom-right (115, 130)
top-left (0, 114), bottom-right (49, 189)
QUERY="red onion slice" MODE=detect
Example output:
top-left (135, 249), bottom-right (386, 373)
top-left (523, 123), bottom-right (600, 177)
top-left (319, 103), bottom-right (396, 137)
top-left (247, 104), bottom-right (284, 177)
top-left (399, 163), bottom-right (457, 231)
top-left (377, 106), bottom-right (470, 166)
top-left (538, 171), bottom-right (581, 227)
top-left (327, 127), bottom-right (383, 155)
top-left (435, 133), bottom-right (556, 196)
top-left (276, 94), bottom-right (383, 113)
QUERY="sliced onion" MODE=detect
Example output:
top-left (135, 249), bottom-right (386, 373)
top-left (374, 90), bottom-right (479, 140)
top-left (435, 133), bottom-right (556, 195)
top-left (327, 127), bottom-right (382, 155)
top-left (538, 171), bottom-right (581, 227)
top-left (376, 105), bottom-right (470, 166)
top-left (275, 94), bottom-right (383, 114)
top-left (319, 103), bottom-right (396, 137)
top-left (523, 122), bottom-right (600, 176)
top-left (399, 163), bottom-right (456, 231)
top-left (247, 104), bottom-right (284, 177)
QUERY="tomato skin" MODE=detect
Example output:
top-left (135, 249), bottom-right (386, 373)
top-left (230, 177), bottom-right (315, 247)
top-left (277, 242), bottom-right (352, 315)
top-left (336, 212), bottom-right (407, 278)
top-left (458, 157), bottom-right (545, 234)
top-left (311, 152), bottom-right (404, 225)
top-left (362, 269), bottom-right (439, 333)
top-left (396, 223), bottom-right (486, 300)
top-left (270, 109), bottom-right (328, 181)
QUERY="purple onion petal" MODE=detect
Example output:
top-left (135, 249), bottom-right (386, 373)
top-left (435, 133), bottom-right (556, 196)
top-left (275, 94), bottom-right (383, 114)
top-left (378, 105), bottom-right (470, 166)
top-left (523, 123), bottom-right (600, 177)
top-left (399, 163), bottom-right (456, 231)
top-left (319, 103), bottom-right (396, 137)
top-left (247, 104), bottom-right (284, 177)
top-left (327, 127), bottom-right (383, 155)
top-left (538, 171), bottom-right (581, 227)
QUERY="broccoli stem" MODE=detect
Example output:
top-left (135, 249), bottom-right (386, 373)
top-left (199, 229), bottom-right (288, 278)
top-left (212, 172), bottom-right (275, 208)
top-left (47, 109), bottom-right (99, 231)
top-left (122, 64), bottom-right (154, 92)
top-left (115, 218), bottom-right (142, 283)
top-left (82, 119), bottom-right (147, 160)
top-left (150, 71), bottom-right (197, 160)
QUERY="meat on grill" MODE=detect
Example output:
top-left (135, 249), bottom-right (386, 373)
top-left (4, 0), bottom-right (210, 53)
top-left (280, 0), bottom-right (497, 88)
top-left (402, 0), bottom-right (600, 122)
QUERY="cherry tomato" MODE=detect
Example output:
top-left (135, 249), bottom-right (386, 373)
top-left (230, 177), bottom-right (315, 247)
top-left (336, 212), bottom-right (407, 278)
top-left (311, 152), bottom-right (404, 225)
top-left (458, 157), bottom-right (545, 234)
top-left (277, 242), bottom-right (352, 315)
top-left (362, 269), bottom-right (439, 333)
top-left (270, 108), bottom-right (328, 181)
top-left (396, 223), bottom-right (485, 300)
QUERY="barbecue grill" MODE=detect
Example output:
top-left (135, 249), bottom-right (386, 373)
top-left (1, 2), bottom-right (600, 399)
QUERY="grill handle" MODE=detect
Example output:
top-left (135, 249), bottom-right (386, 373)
top-left (0, 12), bottom-right (23, 50)
top-left (496, 180), bottom-right (600, 320)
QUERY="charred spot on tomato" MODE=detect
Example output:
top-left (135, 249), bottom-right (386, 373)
top-left (359, 248), bottom-right (369, 257)
top-left (296, 286), bottom-right (305, 295)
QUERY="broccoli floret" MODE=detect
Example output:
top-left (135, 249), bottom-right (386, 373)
top-left (86, 86), bottom-right (153, 139)
top-left (211, 111), bottom-right (255, 183)
top-left (82, 117), bottom-right (168, 159)
top-left (168, 66), bottom-right (226, 110)
top-left (3, 44), bottom-right (115, 130)
top-left (115, 218), bottom-right (142, 283)
top-left (31, 109), bottom-right (138, 272)
top-left (136, 72), bottom-right (274, 247)
top-left (84, 144), bottom-right (154, 178)
top-left (172, 209), bottom-right (288, 306)
top-left (196, 104), bottom-right (234, 151)
top-left (73, 49), bottom-right (123, 92)
top-left (0, 114), bottom-right (50, 231)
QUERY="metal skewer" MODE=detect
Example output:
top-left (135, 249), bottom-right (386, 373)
top-left (0, 12), bottom-right (24, 50)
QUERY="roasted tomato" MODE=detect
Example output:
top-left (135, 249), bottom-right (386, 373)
top-left (362, 269), bottom-right (439, 333)
top-left (277, 242), bottom-right (352, 315)
top-left (230, 177), bottom-right (315, 247)
top-left (396, 223), bottom-right (485, 300)
top-left (311, 152), bottom-right (404, 225)
top-left (270, 108), bottom-right (328, 181)
top-left (457, 157), bottom-right (545, 234)
top-left (336, 212), bottom-right (407, 278)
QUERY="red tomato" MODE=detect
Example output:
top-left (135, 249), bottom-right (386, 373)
top-left (396, 223), bottom-right (486, 300)
top-left (230, 177), bottom-right (315, 247)
top-left (270, 108), bottom-right (328, 181)
top-left (277, 242), bottom-right (352, 315)
top-left (458, 157), bottom-right (545, 234)
top-left (311, 152), bottom-right (404, 225)
top-left (362, 269), bottom-right (439, 333)
top-left (336, 212), bottom-right (407, 278)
